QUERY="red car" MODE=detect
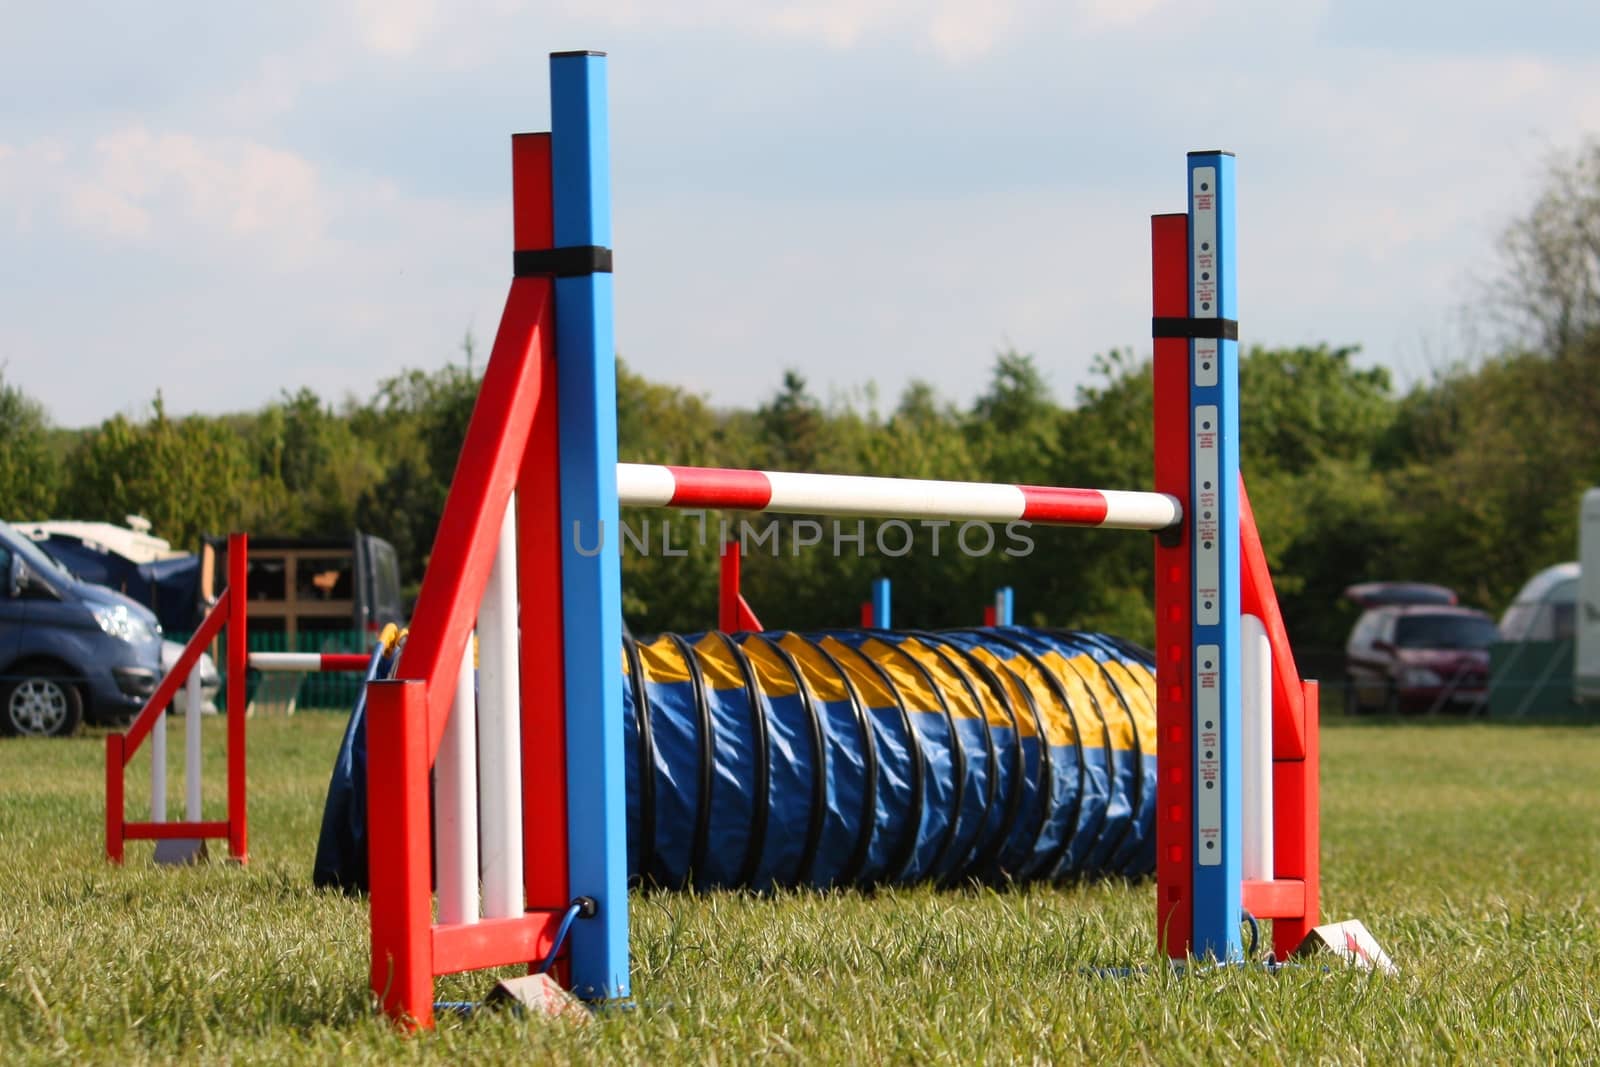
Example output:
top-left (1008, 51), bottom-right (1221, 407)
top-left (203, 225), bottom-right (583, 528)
top-left (1343, 604), bottom-right (1498, 714)
top-left (1342, 581), bottom-right (1457, 608)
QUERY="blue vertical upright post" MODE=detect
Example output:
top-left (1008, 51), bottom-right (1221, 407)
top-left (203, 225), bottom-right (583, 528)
top-left (550, 50), bottom-right (630, 1000)
top-left (871, 578), bottom-right (892, 629)
top-left (1186, 151), bottom-right (1241, 960)
top-left (996, 586), bottom-right (1014, 626)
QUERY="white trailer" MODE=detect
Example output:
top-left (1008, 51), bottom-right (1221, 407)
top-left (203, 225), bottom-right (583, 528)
top-left (1578, 488), bottom-right (1600, 702)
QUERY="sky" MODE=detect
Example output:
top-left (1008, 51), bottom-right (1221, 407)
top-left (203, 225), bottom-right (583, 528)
top-left (4, 1), bottom-right (1600, 429)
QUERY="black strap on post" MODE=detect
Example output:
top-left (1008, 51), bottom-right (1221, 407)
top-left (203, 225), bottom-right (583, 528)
top-left (513, 245), bottom-right (613, 278)
top-left (1151, 316), bottom-right (1238, 340)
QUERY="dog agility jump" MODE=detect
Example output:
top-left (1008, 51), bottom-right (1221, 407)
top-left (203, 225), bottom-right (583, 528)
top-left (104, 536), bottom-right (393, 865)
top-left (103, 49), bottom-right (1321, 1029)
top-left (354, 50), bottom-right (1318, 1026)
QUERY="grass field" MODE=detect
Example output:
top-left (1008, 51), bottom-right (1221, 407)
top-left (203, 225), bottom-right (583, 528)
top-left (2, 709), bottom-right (1599, 1064)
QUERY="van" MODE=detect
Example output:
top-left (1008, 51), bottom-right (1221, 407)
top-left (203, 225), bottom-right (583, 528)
top-left (0, 519), bottom-right (165, 736)
top-left (16, 516), bottom-right (200, 635)
top-left (200, 532), bottom-right (405, 645)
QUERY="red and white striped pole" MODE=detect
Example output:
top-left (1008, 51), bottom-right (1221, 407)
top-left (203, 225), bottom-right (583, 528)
top-left (616, 463), bottom-right (1181, 531)
top-left (246, 652), bottom-right (377, 673)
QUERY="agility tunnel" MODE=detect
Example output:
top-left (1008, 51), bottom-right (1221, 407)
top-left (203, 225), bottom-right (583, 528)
top-left (313, 625), bottom-right (1156, 892)
top-left (624, 627), bottom-right (1157, 889)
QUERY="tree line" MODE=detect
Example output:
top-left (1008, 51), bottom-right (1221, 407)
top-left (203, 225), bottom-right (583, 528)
top-left (5, 141), bottom-right (1600, 659)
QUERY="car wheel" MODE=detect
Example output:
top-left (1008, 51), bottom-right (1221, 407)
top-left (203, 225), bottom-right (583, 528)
top-left (1382, 682), bottom-right (1401, 716)
top-left (0, 667), bottom-right (85, 738)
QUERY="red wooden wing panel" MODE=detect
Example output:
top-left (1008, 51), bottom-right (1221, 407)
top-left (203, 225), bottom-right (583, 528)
top-left (1152, 211), bottom-right (1193, 959)
top-left (514, 134), bottom-right (572, 945)
top-left (396, 275), bottom-right (556, 758)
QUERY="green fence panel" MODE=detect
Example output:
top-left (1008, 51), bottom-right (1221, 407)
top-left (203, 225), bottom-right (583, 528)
top-left (1488, 640), bottom-right (1598, 720)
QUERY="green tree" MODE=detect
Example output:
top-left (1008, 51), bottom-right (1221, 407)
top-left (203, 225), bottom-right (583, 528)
top-left (245, 388), bottom-right (382, 535)
top-left (757, 371), bottom-right (823, 471)
top-left (0, 371), bottom-right (58, 519)
top-left (1493, 138), bottom-right (1600, 355)
top-left (1239, 346), bottom-right (1393, 476)
top-left (58, 396), bottom-right (250, 547)
top-left (355, 454), bottom-right (446, 597)
top-left (353, 361), bottom-right (484, 588)
top-left (1377, 336), bottom-right (1600, 613)
top-left (967, 350), bottom-right (1060, 484)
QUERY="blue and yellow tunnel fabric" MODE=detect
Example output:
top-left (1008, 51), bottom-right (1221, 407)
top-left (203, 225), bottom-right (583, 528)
top-left (621, 627), bottom-right (1157, 890)
top-left (313, 627), bottom-right (1156, 892)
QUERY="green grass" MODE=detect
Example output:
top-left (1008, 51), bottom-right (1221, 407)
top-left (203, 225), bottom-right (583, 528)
top-left (3, 711), bottom-right (1599, 1063)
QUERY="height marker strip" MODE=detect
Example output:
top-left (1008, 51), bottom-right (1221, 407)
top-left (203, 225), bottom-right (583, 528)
top-left (1186, 151), bottom-right (1242, 961)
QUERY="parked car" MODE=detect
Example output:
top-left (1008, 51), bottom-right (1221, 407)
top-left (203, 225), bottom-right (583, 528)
top-left (1344, 604), bottom-right (1498, 714)
top-left (1343, 581), bottom-right (1458, 608)
top-left (0, 519), bottom-right (165, 736)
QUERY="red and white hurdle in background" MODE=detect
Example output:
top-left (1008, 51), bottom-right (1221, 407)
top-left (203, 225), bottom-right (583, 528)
top-left (248, 652), bottom-right (377, 673)
top-left (105, 533), bottom-right (388, 865)
top-left (106, 534), bottom-right (248, 864)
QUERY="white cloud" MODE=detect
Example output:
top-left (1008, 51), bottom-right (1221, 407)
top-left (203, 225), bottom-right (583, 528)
top-left (1071, 0), bottom-right (1203, 32)
top-left (220, 51), bottom-right (329, 125)
top-left (0, 117), bottom-right (505, 425)
top-left (0, 140), bottom-right (66, 231)
top-left (556, 0), bottom-right (1271, 59)
top-left (48, 129), bottom-right (328, 263)
top-left (350, 0), bottom-right (441, 57)
top-left (65, 178), bottom-right (152, 238)
top-left (549, 0), bottom-right (1028, 62)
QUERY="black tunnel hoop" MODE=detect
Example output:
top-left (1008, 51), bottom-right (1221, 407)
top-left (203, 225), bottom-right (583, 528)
top-left (909, 633), bottom-right (1002, 884)
top-left (1000, 632), bottom-right (1144, 879)
top-left (1072, 643), bottom-right (1152, 872)
top-left (949, 632), bottom-right (1061, 880)
top-left (746, 633), bottom-right (830, 887)
top-left (934, 643), bottom-right (1017, 883)
top-left (837, 642), bottom-right (928, 886)
top-left (872, 637), bottom-right (969, 884)
top-left (713, 630), bottom-right (772, 888)
top-left (664, 632), bottom-right (716, 892)
top-left (962, 629), bottom-right (1092, 881)
top-left (621, 634), bottom-right (658, 888)
top-left (933, 641), bottom-right (1030, 881)
top-left (1056, 652), bottom-right (1145, 876)
top-left (1042, 647), bottom-right (1121, 877)
top-left (951, 645), bottom-right (1052, 880)
top-left (806, 638), bottom-right (881, 888)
